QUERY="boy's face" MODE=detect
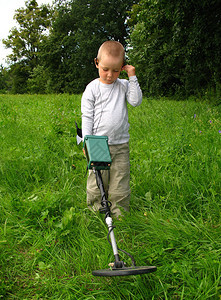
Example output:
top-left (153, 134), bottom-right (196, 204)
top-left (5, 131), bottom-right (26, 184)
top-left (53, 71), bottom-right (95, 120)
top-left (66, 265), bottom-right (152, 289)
top-left (96, 54), bottom-right (123, 84)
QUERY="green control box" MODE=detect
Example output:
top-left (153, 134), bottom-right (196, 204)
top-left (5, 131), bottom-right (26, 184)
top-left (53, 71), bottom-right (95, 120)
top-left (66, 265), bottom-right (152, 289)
top-left (83, 135), bottom-right (112, 170)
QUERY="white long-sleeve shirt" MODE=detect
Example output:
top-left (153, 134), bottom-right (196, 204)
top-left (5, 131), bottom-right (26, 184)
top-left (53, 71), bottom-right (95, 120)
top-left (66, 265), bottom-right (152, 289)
top-left (81, 75), bottom-right (142, 145)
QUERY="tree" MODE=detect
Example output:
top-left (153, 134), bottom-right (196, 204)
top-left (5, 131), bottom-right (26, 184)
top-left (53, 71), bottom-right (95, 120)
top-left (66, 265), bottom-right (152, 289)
top-left (0, 66), bottom-right (9, 93)
top-left (27, 65), bottom-right (49, 93)
top-left (3, 0), bottom-right (52, 66)
top-left (128, 0), bottom-right (221, 97)
top-left (41, 0), bottom-right (138, 93)
top-left (3, 0), bottom-right (52, 93)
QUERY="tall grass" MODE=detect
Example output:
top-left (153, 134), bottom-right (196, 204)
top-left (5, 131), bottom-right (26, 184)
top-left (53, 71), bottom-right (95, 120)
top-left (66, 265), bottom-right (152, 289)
top-left (0, 94), bottom-right (220, 299)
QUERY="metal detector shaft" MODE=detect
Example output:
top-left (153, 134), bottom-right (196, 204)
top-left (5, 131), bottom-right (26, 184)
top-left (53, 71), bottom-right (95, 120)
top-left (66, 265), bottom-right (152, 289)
top-left (95, 170), bottom-right (121, 264)
top-left (105, 217), bottom-right (121, 263)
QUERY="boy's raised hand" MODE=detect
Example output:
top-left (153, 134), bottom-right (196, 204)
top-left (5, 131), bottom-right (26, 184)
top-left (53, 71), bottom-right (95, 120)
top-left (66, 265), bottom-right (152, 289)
top-left (122, 64), bottom-right (136, 77)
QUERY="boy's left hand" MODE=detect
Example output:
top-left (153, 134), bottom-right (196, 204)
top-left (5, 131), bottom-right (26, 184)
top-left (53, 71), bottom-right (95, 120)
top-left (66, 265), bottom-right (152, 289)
top-left (122, 65), bottom-right (136, 77)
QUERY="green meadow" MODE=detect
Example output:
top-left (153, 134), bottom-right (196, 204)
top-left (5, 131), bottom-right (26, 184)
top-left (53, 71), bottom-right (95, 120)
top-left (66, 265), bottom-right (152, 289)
top-left (0, 94), bottom-right (220, 299)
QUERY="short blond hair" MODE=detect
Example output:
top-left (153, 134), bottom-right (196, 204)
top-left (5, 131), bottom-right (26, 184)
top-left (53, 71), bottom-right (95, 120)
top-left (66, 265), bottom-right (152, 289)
top-left (97, 41), bottom-right (125, 63)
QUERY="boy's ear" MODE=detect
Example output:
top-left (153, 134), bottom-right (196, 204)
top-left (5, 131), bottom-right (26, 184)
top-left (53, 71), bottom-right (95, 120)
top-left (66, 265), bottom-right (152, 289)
top-left (121, 58), bottom-right (127, 70)
top-left (121, 57), bottom-right (127, 70)
top-left (94, 58), bottom-right (99, 68)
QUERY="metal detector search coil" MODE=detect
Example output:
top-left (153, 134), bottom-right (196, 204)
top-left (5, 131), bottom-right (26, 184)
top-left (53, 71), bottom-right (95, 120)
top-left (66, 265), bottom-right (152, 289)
top-left (83, 135), bottom-right (112, 170)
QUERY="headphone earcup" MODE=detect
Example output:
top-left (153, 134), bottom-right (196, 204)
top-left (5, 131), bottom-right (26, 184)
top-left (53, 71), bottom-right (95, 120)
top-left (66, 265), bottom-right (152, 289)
top-left (95, 58), bottom-right (99, 66)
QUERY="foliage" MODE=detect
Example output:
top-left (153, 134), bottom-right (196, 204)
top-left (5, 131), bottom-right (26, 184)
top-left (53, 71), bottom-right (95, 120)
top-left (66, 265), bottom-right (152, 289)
top-left (40, 0), bottom-right (138, 93)
top-left (6, 62), bottom-right (30, 94)
top-left (3, 0), bottom-right (51, 65)
top-left (0, 66), bottom-right (8, 93)
top-left (0, 94), bottom-right (220, 298)
top-left (128, 0), bottom-right (221, 98)
top-left (2, 0), bottom-right (52, 93)
top-left (27, 65), bottom-right (49, 94)
top-left (1, 0), bottom-right (220, 98)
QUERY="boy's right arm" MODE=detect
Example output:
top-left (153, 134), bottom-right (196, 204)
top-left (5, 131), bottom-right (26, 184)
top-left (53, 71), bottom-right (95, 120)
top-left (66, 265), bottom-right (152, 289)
top-left (81, 88), bottom-right (95, 139)
top-left (81, 90), bottom-right (94, 156)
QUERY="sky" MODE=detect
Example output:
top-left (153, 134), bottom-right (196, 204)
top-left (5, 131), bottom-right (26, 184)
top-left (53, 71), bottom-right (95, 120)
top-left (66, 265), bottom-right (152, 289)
top-left (0, 0), bottom-right (53, 66)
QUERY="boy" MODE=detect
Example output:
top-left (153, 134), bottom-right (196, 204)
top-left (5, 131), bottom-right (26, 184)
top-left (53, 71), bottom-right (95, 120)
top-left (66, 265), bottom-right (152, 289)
top-left (81, 40), bottom-right (142, 217)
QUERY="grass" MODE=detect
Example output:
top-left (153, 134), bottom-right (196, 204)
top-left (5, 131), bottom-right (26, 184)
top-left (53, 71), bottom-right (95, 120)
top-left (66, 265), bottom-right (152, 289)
top-left (0, 94), bottom-right (220, 299)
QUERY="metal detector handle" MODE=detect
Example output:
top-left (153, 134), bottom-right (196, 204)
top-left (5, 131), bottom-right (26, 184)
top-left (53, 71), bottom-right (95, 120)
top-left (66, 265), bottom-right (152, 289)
top-left (94, 169), bottom-right (111, 217)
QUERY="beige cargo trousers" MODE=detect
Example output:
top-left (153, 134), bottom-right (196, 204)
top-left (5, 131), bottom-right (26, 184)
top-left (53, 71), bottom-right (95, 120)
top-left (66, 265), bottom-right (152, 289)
top-left (86, 143), bottom-right (130, 218)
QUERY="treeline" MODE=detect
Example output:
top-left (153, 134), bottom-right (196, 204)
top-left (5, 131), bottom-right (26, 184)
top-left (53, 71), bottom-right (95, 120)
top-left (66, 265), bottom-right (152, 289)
top-left (0, 0), bottom-right (220, 99)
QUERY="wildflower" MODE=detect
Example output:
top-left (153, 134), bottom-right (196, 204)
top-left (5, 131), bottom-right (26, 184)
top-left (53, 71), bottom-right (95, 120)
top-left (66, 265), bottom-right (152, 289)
top-left (209, 120), bottom-right (212, 123)
top-left (219, 130), bottom-right (221, 134)
top-left (194, 114), bottom-right (196, 118)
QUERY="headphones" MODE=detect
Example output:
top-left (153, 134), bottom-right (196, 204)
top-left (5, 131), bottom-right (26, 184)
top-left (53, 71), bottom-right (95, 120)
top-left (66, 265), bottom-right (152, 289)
top-left (95, 58), bottom-right (99, 66)
top-left (94, 57), bottom-right (127, 68)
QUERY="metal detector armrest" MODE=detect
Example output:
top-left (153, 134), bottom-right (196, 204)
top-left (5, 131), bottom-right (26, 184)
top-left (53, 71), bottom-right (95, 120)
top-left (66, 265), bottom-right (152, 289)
top-left (83, 135), bottom-right (112, 170)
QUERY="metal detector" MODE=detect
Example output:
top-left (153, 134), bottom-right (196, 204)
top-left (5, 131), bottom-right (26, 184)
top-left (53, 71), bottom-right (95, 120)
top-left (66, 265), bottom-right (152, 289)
top-left (83, 135), bottom-right (157, 276)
